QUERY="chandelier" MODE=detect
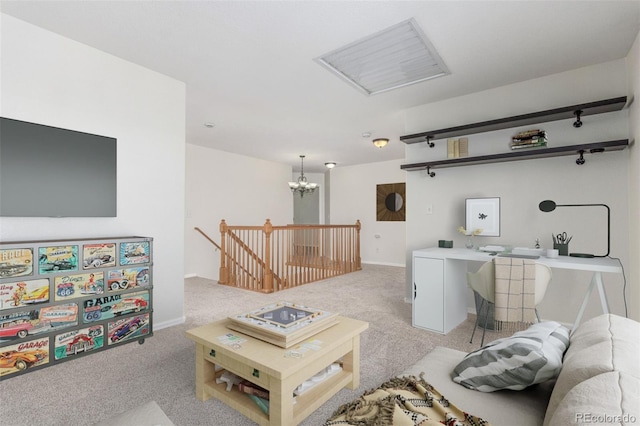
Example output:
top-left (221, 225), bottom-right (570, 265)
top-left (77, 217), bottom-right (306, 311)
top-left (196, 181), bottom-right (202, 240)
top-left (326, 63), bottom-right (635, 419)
top-left (288, 155), bottom-right (318, 197)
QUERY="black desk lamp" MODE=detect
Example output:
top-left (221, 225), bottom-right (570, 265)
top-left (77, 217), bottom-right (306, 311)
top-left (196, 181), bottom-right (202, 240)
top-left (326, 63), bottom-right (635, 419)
top-left (538, 200), bottom-right (610, 258)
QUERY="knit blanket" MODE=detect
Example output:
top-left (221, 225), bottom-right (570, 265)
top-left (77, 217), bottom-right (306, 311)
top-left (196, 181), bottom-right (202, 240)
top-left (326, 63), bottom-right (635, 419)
top-left (323, 374), bottom-right (490, 426)
top-left (493, 257), bottom-right (536, 330)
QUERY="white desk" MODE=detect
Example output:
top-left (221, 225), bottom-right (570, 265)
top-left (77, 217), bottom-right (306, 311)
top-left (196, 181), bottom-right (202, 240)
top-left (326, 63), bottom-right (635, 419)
top-left (412, 247), bottom-right (623, 334)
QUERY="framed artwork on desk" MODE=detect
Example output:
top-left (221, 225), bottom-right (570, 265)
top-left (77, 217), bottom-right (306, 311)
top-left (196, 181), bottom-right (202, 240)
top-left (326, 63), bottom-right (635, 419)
top-left (466, 197), bottom-right (500, 236)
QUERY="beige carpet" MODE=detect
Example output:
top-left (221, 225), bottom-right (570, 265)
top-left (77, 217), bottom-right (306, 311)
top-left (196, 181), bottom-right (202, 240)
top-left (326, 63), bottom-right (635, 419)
top-left (0, 264), bottom-right (512, 425)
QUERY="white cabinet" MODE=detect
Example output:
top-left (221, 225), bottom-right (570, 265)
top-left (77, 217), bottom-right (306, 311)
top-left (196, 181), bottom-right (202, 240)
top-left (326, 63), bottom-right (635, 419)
top-left (412, 257), bottom-right (444, 332)
top-left (412, 250), bottom-right (468, 334)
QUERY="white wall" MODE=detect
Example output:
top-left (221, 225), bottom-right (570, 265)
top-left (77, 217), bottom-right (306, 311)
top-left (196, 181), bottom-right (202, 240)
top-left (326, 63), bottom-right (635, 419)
top-left (330, 159), bottom-right (406, 266)
top-left (0, 15), bottom-right (186, 329)
top-left (184, 145), bottom-right (293, 280)
top-left (324, 170), bottom-right (331, 225)
top-left (404, 60), bottom-right (633, 324)
top-left (186, 152), bottom-right (407, 274)
top-left (627, 31), bottom-right (640, 321)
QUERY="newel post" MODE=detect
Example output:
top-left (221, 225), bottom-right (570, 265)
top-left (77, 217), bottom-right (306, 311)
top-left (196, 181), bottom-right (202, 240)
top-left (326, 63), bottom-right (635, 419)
top-left (262, 219), bottom-right (274, 293)
top-left (355, 220), bottom-right (362, 270)
top-left (218, 219), bottom-right (228, 284)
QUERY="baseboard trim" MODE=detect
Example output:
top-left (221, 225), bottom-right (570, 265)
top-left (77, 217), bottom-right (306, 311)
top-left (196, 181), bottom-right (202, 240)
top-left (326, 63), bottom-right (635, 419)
top-left (154, 316), bottom-right (186, 330)
top-left (464, 308), bottom-right (573, 329)
top-left (184, 274), bottom-right (219, 281)
top-left (362, 261), bottom-right (406, 268)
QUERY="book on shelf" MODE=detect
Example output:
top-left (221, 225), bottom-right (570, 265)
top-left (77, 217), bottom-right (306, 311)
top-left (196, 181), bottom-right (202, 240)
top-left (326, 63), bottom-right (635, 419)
top-left (512, 129), bottom-right (546, 139)
top-left (238, 380), bottom-right (270, 400)
top-left (510, 141), bottom-right (547, 150)
top-left (246, 394), bottom-right (269, 415)
top-left (458, 137), bottom-right (468, 157)
top-left (511, 136), bottom-right (547, 145)
top-left (447, 139), bottom-right (456, 158)
top-left (511, 136), bottom-right (547, 143)
top-left (510, 128), bottom-right (548, 149)
top-left (447, 137), bottom-right (469, 158)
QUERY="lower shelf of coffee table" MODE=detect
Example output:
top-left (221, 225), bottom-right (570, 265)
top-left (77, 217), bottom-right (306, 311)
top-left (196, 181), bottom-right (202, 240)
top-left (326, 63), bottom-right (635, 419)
top-left (205, 368), bottom-right (353, 425)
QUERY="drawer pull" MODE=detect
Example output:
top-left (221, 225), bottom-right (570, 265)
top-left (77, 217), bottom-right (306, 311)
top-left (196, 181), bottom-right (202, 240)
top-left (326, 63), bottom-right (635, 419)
top-left (209, 349), bottom-right (216, 358)
top-left (252, 369), bottom-right (260, 378)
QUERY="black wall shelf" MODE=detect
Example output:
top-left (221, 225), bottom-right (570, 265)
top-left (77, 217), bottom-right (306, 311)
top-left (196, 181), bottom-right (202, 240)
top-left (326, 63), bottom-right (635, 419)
top-left (400, 96), bottom-right (627, 144)
top-left (400, 140), bottom-right (629, 172)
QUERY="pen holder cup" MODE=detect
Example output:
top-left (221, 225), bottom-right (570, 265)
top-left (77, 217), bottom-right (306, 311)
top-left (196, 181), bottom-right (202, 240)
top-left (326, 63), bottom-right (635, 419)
top-left (554, 243), bottom-right (569, 256)
top-left (438, 240), bottom-right (453, 248)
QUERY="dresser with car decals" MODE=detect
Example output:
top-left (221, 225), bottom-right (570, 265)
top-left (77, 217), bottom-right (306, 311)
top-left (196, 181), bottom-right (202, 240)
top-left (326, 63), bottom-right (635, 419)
top-left (0, 236), bottom-right (153, 379)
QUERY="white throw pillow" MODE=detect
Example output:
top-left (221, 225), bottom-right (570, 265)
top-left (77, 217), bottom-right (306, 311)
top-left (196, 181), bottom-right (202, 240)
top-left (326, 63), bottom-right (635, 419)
top-left (451, 321), bottom-right (570, 392)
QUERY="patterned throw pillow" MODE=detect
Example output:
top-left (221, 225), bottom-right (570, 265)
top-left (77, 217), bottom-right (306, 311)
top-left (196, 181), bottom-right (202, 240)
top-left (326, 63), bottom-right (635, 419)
top-left (451, 321), bottom-right (570, 392)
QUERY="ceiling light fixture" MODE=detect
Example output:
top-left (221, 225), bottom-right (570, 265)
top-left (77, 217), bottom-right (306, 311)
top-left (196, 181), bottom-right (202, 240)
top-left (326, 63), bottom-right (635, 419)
top-left (324, 162), bottom-right (337, 169)
top-left (373, 138), bottom-right (389, 148)
top-left (288, 155), bottom-right (318, 197)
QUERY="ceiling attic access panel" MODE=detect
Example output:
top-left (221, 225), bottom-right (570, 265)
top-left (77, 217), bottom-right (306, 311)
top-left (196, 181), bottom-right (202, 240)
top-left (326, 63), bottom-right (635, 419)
top-left (400, 96), bottom-right (627, 144)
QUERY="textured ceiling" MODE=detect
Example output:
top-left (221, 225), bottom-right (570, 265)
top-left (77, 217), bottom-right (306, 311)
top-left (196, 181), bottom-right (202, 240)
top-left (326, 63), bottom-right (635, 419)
top-left (2, 1), bottom-right (639, 172)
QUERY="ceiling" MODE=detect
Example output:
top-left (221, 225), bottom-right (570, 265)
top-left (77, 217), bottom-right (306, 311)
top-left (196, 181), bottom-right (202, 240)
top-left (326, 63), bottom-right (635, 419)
top-left (2, 1), bottom-right (639, 172)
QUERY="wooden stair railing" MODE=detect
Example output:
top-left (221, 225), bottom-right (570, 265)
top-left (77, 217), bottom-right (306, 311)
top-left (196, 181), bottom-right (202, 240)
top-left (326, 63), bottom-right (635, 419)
top-left (196, 226), bottom-right (262, 285)
top-left (218, 219), bottom-right (361, 293)
top-left (194, 227), bottom-right (222, 251)
top-left (225, 230), bottom-right (284, 291)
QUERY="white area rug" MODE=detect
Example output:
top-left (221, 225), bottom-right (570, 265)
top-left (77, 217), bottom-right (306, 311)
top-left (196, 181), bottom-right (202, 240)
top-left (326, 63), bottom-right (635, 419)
top-left (94, 401), bottom-right (174, 426)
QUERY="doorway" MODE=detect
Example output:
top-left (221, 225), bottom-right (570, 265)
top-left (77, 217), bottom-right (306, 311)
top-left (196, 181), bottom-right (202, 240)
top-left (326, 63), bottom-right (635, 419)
top-left (293, 191), bottom-right (319, 224)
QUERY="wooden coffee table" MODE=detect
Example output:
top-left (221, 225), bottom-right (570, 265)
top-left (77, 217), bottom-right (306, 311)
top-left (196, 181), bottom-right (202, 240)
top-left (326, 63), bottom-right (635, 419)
top-left (186, 316), bottom-right (368, 426)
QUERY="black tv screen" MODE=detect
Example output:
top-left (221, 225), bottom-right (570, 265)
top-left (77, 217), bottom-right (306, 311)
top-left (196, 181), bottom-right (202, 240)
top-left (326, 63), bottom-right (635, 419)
top-left (0, 117), bottom-right (117, 217)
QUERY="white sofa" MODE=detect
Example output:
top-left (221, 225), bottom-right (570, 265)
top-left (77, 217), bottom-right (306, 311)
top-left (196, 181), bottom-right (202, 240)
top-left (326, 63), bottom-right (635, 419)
top-left (400, 314), bottom-right (640, 426)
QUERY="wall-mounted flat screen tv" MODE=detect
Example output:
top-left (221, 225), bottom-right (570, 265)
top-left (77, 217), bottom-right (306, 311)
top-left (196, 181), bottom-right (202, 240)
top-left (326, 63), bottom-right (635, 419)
top-left (0, 117), bottom-right (117, 217)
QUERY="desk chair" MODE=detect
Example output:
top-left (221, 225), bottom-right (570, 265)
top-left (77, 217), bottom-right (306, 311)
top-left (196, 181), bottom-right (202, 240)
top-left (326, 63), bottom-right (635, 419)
top-left (467, 260), bottom-right (552, 346)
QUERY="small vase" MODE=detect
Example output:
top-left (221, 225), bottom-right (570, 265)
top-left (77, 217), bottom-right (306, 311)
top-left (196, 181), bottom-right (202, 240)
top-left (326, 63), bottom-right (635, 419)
top-left (465, 237), bottom-right (474, 249)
